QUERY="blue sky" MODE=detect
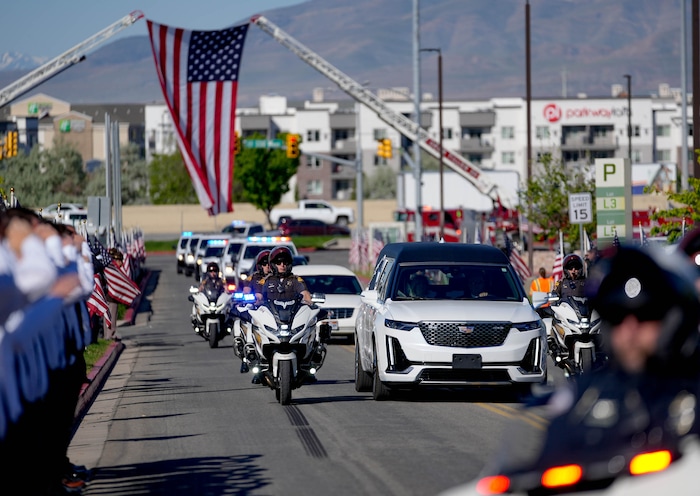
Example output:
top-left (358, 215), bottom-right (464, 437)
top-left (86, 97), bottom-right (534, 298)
top-left (1, 0), bottom-right (307, 59)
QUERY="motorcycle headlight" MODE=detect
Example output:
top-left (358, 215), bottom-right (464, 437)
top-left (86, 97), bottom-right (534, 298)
top-left (224, 265), bottom-right (234, 275)
top-left (240, 273), bottom-right (249, 281)
top-left (197, 258), bottom-right (203, 266)
top-left (513, 320), bottom-right (542, 332)
top-left (384, 319), bottom-right (417, 331)
top-left (292, 324), bottom-right (305, 334)
top-left (264, 325), bottom-right (276, 333)
top-left (567, 318), bottom-right (578, 325)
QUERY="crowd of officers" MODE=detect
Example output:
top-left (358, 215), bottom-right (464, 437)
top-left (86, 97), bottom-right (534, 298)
top-left (0, 206), bottom-right (139, 495)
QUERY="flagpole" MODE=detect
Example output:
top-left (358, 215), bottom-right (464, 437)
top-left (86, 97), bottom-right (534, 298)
top-left (559, 230), bottom-right (564, 257)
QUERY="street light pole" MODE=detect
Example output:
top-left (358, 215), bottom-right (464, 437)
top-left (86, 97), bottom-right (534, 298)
top-left (421, 48), bottom-right (444, 240)
top-left (625, 75), bottom-right (632, 161)
top-left (412, 0), bottom-right (423, 241)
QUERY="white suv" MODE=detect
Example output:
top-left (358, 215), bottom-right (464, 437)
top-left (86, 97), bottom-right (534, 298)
top-left (355, 243), bottom-right (547, 400)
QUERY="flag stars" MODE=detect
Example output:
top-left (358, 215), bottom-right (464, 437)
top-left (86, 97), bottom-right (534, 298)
top-left (187, 24), bottom-right (248, 82)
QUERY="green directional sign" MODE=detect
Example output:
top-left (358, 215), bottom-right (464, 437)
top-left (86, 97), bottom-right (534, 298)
top-left (243, 139), bottom-right (284, 149)
top-left (595, 158), bottom-right (631, 246)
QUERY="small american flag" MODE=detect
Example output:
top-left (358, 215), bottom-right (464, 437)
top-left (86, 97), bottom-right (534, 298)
top-left (147, 20), bottom-right (249, 215)
top-left (613, 229), bottom-right (621, 248)
top-left (552, 250), bottom-right (564, 283)
top-left (504, 236), bottom-right (531, 284)
top-left (87, 274), bottom-right (112, 329)
top-left (371, 230), bottom-right (385, 266)
top-left (104, 264), bottom-right (141, 306)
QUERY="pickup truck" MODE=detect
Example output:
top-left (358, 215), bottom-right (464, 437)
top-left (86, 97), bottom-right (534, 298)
top-left (270, 200), bottom-right (355, 227)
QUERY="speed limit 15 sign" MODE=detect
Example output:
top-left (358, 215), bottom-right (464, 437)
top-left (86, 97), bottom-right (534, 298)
top-left (569, 192), bottom-right (592, 224)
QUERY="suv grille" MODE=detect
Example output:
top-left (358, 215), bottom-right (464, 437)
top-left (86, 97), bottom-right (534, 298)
top-left (419, 321), bottom-right (511, 348)
top-left (326, 307), bottom-right (354, 319)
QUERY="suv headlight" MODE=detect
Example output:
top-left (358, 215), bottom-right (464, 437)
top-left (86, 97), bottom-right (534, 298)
top-left (385, 319), bottom-right (418, 331)
top-left (224, 265), bottom-right (234, 275)
top-left (197, 258), bottom-right (203, 266)
top-left (513, 320), bottom-right (543, 332)
top-left (178, 254), bottom-right (184, 261)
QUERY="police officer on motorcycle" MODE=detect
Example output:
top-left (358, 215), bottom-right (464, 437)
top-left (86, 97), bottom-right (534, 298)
top-left (263, 246), bottom-right (312, 306)
top-left (199, 261), bottom-right (225, 292)
top-left (554, 253), bottom-right (586, 298)
top-left (473, 245), bottom-right (700, 493)
top-left (246, 249), bottom-right (271, 305)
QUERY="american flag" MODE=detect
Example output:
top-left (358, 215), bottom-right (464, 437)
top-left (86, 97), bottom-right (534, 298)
top-left (552, 250), bottom-right (564, 283)
top-left (87, 273), bottom-right (112, 329)
top-left (88, 235), bottom-right (112, 272)
top-left (122, 254), bottom-right (133, 281)
top-left (504, 236), bottom-right (531, 284)
top-left (147, 20), bottom-right (249, 215)
top-left (371, 230), bottom-right (385, 266)
top-left (613, 229), bottom-right (621, 248)
top-left (639, 222), bottom-right (648, 247)
top-left (104, 264), bottom-right (141, 306)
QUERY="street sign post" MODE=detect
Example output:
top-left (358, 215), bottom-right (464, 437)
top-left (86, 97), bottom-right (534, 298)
top-left (569, 192), bottom-right (592, 259)
top-left (243, 139), bottom-right (284, 149)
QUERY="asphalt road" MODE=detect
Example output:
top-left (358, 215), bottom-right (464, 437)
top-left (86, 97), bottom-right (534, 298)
top-left (69, 253), bottom-right (551, 496)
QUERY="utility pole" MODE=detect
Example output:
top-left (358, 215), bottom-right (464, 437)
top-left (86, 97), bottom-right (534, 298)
top-left (412, 0), bottom-right (423, 241)
top-left (682, 0), bottom-right (689, 190)
top-left (355, 100), bottom-right (364, 228)
top-left (624, 74), bottom-right (632, 162)
top-left (421, 48), bottom-right (444, 240)
top-left (525, 0), bottom-right (533, 271)
top-left (693, 0), bottom-right (700, 176)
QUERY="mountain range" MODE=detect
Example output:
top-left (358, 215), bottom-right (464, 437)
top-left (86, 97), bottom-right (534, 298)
top-left (0, 0), bottom-right (687, 107)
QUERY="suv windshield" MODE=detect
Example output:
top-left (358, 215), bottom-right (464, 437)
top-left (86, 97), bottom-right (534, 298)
top-left (392, 264), bottom-right (521, 301)
top-left (302, 275), bottom-right (362, 295)
top-left (204, 246), bottom-right (226, 258)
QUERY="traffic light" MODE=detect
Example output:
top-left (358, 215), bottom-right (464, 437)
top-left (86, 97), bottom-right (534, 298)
top-left (376, 138), bottom-right (392, 159)
top-left (7, 131), bottom-right (18, 158)
top-left (376, 139), bottom-right (385, 158)
top-left (382, 138), bottom-right (392, 159)
top-left (286, 134), bottom-right (299, 158)
top-left (234, 130), bottom-right (241, 155)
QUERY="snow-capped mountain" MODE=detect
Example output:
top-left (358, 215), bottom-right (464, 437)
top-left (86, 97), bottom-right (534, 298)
top-left (0, 51), bottom-right (47, 71)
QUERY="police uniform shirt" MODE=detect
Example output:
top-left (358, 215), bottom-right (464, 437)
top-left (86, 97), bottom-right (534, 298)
top-left (264, 274), bottom-right (308, 303)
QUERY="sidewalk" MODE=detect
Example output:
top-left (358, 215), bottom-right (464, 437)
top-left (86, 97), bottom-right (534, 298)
top-left (71, 268), bottom-right (154, 436)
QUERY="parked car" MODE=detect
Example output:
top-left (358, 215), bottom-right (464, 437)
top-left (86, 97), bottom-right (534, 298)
top-left (278, 218), bottom-right (351, 237)
top-left (40, 203), bottom-right (87, 222)
top-left (354, 242), bottom-right (547, 400)
top-left (270, 199), bottom-right (354, 227)
top-left (292, 265), bottom-right (363, 341)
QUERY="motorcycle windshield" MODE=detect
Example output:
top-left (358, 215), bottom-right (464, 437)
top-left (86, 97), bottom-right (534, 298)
top-left (202, 279), bottom-right (224, 302)
top-left (564, 296), bottom-right (590, 318)
top-left (269, 299), bottom-right (299, 324)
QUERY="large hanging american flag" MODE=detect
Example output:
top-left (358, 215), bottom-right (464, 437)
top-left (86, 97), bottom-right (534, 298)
top-left (147, 20), bottom-right (249, 215)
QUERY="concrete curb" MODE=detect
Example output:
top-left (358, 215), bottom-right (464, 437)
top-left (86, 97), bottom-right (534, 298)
top-left (71, 267), bottom-right (152, 435)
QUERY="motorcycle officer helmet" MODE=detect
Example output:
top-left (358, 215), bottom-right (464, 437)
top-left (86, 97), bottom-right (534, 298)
top-left (255, 249), bottom-right (271, 272)
top-left (206, 261), bottom-right (220, 276)
top-left (562, 254), bottom-right (584, 279)
top-left (586, 245), bottom-right (700, 376)
top-left (269, 246), bottom-right (293, 276)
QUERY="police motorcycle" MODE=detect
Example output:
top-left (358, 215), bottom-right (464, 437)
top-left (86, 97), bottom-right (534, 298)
top-left (543, 292), bottom-right (603, 376)
top-left (188, 276), bottom-right (233, 349)
top-left (232, 292), bottom-right (331, 405)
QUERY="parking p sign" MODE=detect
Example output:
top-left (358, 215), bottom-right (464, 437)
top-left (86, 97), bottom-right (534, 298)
top-left (569, 192), bottom-right (592, 224)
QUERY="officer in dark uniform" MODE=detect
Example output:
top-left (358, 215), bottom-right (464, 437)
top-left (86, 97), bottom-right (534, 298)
top-left (554, 253), bottom-right (586, 298)
top-left (263, 246), bottom-right (312, 309)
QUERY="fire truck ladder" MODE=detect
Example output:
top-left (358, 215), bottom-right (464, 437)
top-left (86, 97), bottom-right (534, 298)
top-left (251, 14), bottom-right (498, 201)
top-left (0, 10), bottom-right (144, 109)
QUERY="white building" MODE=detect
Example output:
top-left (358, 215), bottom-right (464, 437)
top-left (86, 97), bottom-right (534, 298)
top-left (144, 84), bottom-right (692, 210)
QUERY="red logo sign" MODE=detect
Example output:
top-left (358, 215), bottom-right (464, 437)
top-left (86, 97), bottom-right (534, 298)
top-left (543, 103), bottom-right (562, 123)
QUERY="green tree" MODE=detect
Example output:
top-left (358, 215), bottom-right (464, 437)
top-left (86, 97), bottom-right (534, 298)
top-left (149, 151), bottom-right (197, 204)
top-left (365, 165), bottom-right (396, 199)
top-left (0, 140), bottom-right (86, 208)
top-left (649, 176), bottom-right (700, 242)
top-left (518, 154), bottom-right (595, 248)
top-left (235, 133), bottom-right (298, 228)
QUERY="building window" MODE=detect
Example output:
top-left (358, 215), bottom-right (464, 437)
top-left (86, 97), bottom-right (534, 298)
top-left (656, 149), bottom-right (671, 161)
top-left (502, 151), bottom-right (515, 164)
top-left (307, 156), bottom-right (321, 169)
top-left (306, 129), bottom-right (320, 142)
top-left (373, 128), bottom-right (387, 140)
top-left (442, 128), bottom-right (453, 139)
top-left (535, 126), bottom-right (550, 139)
top-left (333, 129), bottom-right (350, 140)
top-left (306, 180), bottom-right (323, 195)
top-left (501, 126), bottom-right (515, 139)
top-left (655, 124), bottom-right (671, 137)
top-left (633, 125), bottom-right (641, 137)
top-left (632, 149), bottom-right (642, 163)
